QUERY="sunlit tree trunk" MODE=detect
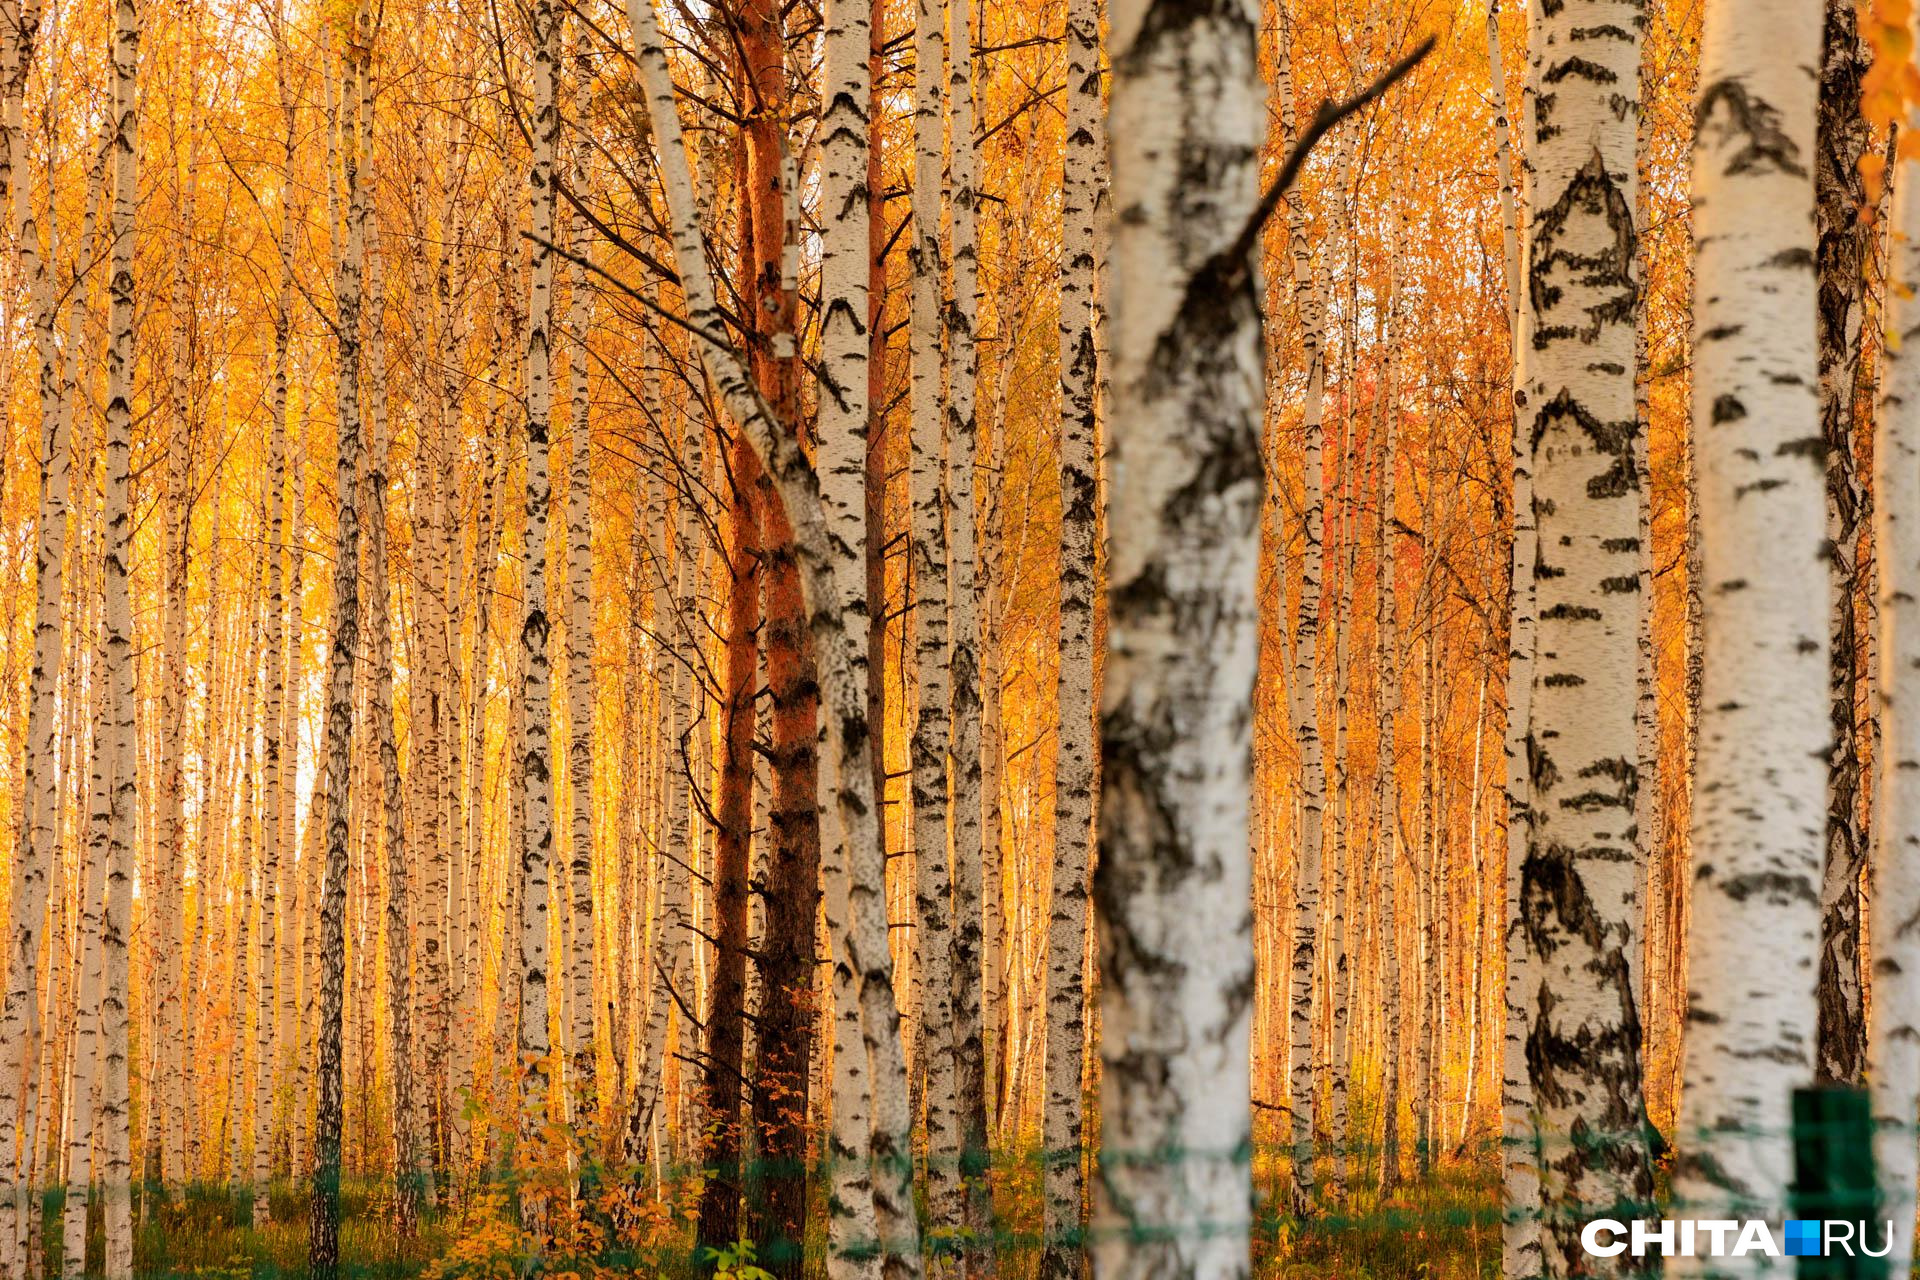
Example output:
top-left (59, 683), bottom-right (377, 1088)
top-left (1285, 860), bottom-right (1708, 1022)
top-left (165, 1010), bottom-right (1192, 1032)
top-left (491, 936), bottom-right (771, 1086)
top-left (622, 389), bottom-right (698, 1170)
top-left (621, 1), bottom-right (921, 1269)
top-left (251, 35), bottom-right (296, 1225)
top-left (65, 640), bottom-right (107, 1280)
top-left (1374, 214), bottom-right (1403, 1196)
top-left (1038, 0), bottom-right (1099, 1261)
top-left (309, 20), bottom-right (369, 1279)
top-left (98, 12), bottom-right (140, 1272)
top-left (1671, 0), bottom-right (1826, 1264)
top-left (729, 0), bottom-right (819, 1252)
top-left (362, 186), bottom-right (421, 1235)
top-left (1092, 0), bottom-right (1261, 1268)
top-left (561, 61), bottom-right (597, 1144)
top-left (518, 0), bottom-right (561, 1217)
top-left (1813, 0), bottom-right (1871, 1086)
top-left (154, 183), bottom-right (193, 1206)
top-left (943, 2), bottom-right (993, 1264)
top-left (906, 0), bottom-right (963, 1238)
top-left (814, 0), bottom-right (883, 1260)
top-left (1281, 0), bottom-right (1328, 1209)
top-left (0, 2), bottom-right (64, 1256)
top-left (1491, 0), bottom-right (1540, 1263)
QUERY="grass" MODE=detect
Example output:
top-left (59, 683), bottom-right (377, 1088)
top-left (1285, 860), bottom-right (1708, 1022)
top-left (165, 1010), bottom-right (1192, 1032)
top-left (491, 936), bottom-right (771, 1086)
top-left (20, 1149), bottom-right (1504, 1279)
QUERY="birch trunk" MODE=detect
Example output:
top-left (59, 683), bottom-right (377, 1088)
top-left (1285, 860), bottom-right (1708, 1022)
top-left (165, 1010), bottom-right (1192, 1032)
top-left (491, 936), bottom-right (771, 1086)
top-left (1492, 0), bottom-right (1541, 1262)
top-left (363, 196), bottom-right (422, 1234)
top-left (943, 1), bottom-right (994, 1262)
top-left (64, 642), bottom-right (107, 1280)
top-left (1671, 0), bottom-right (1826, 1265)
top-left (814, 0), bottom-right (884, 1261)
top-left (309, 21), bottom-right (369, 1279)
top-left (1281, 0), bottom-right (1328, 1206)
top-left (622, 404), bottom-right (698, 1167)
top-left (1374, 222), bottom-right (1402, 1195)
top-left (1, 3), bottom-right (66, 1250)
top-left (621, 0), bottom-right (921, 1268)
top-left (1038, 0), bottom-right (1100, 1261)
top-left (98, 11), bottom-right (140, 1269)
top-left (562, 67), bottom-right (597, 1139)
top-left (252, 51), bottom-right (296, 1226)
top-left (1515, 0), bottom-right (1655, 1268)
top-left (518, 0), bottom-right (561, 1207)
top-left (907, 0), bottom-right (963, 1236)
top-left (1093, 0), bottom-right (1262, 1268)
top-left (1869, 43), bottom-right (1920, 1267)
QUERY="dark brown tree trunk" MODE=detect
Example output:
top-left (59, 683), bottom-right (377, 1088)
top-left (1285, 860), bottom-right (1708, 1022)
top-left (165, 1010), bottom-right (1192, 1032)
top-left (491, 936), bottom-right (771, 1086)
top-left (697, 420), bottom-right (760, 1253)
top-left (1814, 0), bottom-right (1872, 1086)
top-left (730, 0), bottom-right (819, 1268)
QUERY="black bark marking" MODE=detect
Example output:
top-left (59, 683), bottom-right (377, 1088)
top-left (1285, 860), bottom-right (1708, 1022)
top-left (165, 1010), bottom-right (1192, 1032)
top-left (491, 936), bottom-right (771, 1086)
top-left (1696, 77), bottom-right (1809, 178)
top-left (1529, 152), bottom-right (1638, 348)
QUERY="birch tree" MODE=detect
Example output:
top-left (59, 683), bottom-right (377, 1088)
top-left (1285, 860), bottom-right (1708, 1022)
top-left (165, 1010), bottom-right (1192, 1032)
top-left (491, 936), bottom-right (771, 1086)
top-left (1492, 0), bottom-right (1541, 1259)
top-left (0, 2), bottom-right (66, 1252)
top-left (907, 0), bottom-right (962, 1233)
top-left (363, 190), bottom-right (422, 1233)
top-left (519, 0), bottom-right (561, 1194)
top-left (620, 0), bottom-right (920, 1269)
top-left (1092, 0), bottom-right (1262, 1270)
top-left (310, 18), bottom-right (371, 1277)
top-left (943, 1), bottom-right (995, 1260)
top-left (813, 0), bottom-right (885, 1260)
top-left (98, 11), bottom-right (140, 1273)
top-left (1038, 0), bottom-right (1100, 1258)
top-left (1671, 0), bottom-right (1827, 1264)
top-left (562, 58), bottom-right (597, 1136)
top-left (1514, 0), bottom-right (1655, 1268)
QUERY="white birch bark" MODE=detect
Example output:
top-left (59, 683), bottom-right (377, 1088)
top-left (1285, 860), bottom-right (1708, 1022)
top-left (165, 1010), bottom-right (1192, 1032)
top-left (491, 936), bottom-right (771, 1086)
top-left (1280, 0), bottom-right (1327, 1208)
top-left (53, 138), bottom-right (107, 1272)
top-left (1039, 0), bottom-right (1099, 1262)
top-left (943, 3), bottom-right (994, 1263)
top-left (63, 645), bottom-right (107, 1280)
top-left (1670, 0), bottom-right (1826, 1268)
top-left (0, 4), bottom-right (66, 1251)
top-left (1374, 217), bottom-right (1403, 1195)
top-left (253, 69), bottom-right (295, 1225)
top-left (1493, 0), bottom-right (1541, 1261)
top-left (99, 5), bottom-right (139, 1269)
top-left (310, 22), bottom-right (369, 1277)
top-left (1515, 0), bottom-right (1654, 1268)
top-left (519, 0), bottom-right (562, 1183)
top-left (816, 0), bottom-right (884, 1260)
top-left (1870, 57), bottom-right (1920, 1268)
top-left (906, 0), bottom-right (962, 1235)
top-left (363, 194), bottom-right (423, 1230)
top-left (621, 0), bottom-right (921, 1267)
top-left (1094, 0), bottom-right (1261, 1268)
top-left (562, 64), bottom-right (597, 1134)
top-left (623, 400), bottom-right (698, 1168)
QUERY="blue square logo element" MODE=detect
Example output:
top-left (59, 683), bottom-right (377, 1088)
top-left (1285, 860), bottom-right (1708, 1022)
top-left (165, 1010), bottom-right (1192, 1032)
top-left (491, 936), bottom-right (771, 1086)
top-left (1783, 1220), bottom-right (1822, 1257)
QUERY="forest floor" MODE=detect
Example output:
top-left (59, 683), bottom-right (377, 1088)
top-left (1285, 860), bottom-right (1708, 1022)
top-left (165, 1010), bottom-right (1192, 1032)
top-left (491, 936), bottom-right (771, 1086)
top-left (29, 1152), bottom-right (1501, 1279)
